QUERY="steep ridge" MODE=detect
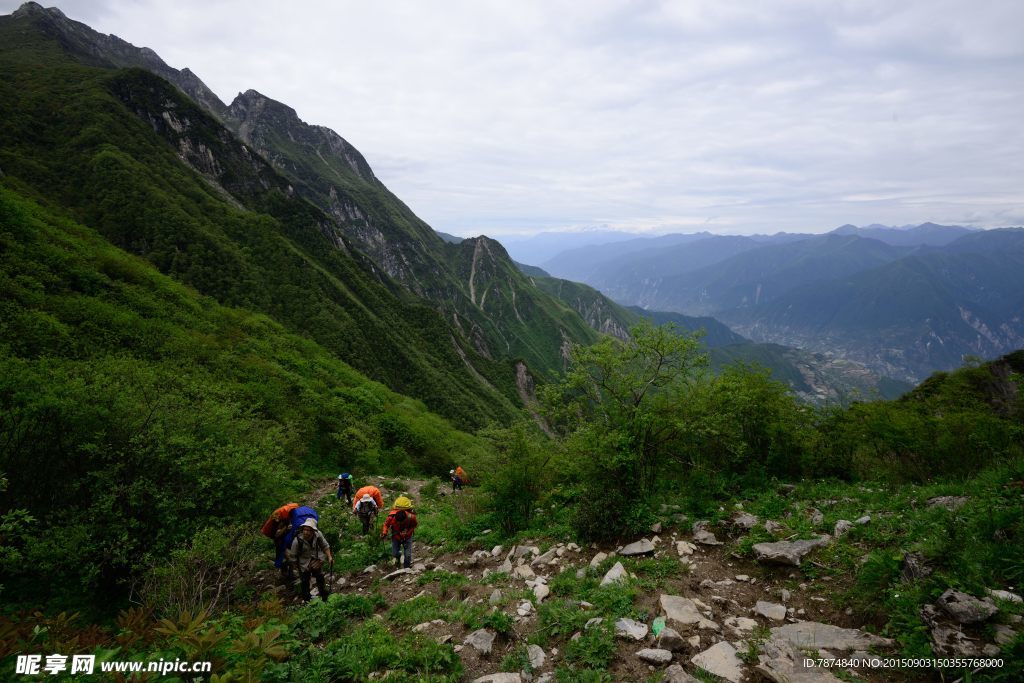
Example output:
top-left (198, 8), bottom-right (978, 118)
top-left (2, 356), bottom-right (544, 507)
top-left (0, 10), bottom-right (520, 427)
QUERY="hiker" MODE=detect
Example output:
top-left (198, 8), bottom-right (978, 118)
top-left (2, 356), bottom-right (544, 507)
top-left (381, 496), bottom-right (418, 568)
top-left (455, 466), bottom-right (468, 485)
top-left (260, 502), bottom-right (299, 579)
top-left (286, 518), bottom-right (334, 602)
top-left (336, 473), bottom-right (354, 505)
top-left (352, 485), bottom-right (383, 535)
top-left (449, 469), bottom-right (463, 491)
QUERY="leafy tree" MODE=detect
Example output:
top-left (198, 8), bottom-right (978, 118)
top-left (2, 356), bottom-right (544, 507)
top-left (542, 323), bottom-right (706, 538)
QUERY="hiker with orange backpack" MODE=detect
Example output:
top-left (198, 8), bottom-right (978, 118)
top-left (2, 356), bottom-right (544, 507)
top-left (352, 485), bottom-right (383, 535)
top-left (381, 496), bottom-right (418, 568)
top-left (260, 502), bottom-right (299, 579)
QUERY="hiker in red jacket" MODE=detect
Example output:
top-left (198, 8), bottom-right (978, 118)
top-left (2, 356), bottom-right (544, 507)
top-left (381, 496), bottom-right (418, 568)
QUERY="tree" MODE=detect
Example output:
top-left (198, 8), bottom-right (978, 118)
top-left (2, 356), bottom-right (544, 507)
top-left (542, 323), bottom-right (707, 538)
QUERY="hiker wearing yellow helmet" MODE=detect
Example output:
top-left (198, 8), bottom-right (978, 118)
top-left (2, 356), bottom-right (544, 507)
top-left (381, 496), bottom-right (418, 568)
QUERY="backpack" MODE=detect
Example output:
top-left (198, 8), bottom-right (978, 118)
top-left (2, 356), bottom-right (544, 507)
top-left (358, 499), bottom-right (377, 516)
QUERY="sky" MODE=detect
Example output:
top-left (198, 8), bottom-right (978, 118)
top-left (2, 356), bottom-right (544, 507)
top-left (6, 0), bottom-right (1024, 236)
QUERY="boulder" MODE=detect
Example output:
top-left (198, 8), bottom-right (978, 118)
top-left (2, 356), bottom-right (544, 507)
top-left (988, 588), bottom-right (1023, 604)
top-left (636, 648), bottom-right (673, 665)
top-left (770, 622), bottom-right (894, 651)
top-left (927, 495), bottom-right (969, 510)
top-left (660, 594), bottom-right (719, 630)
top-left (533, 583), bottom-right (551, 602)
top-left (600, 561), bottom-right (628, 587)
top-left (489, 589), bottom-right (503, 605)
top-left (497, 559), bottom-right (513, 573)
top-left (655, 626), bottom-right (687, 652)
top-left (491, 545), bottom-right (504, 557)
top-left (473, 675), bottom-right (522, 683)
top-left (589, 551), bottom-right (608, 568)
top-left (693, 529), bottom-right (722, 546)
top-left (527, 644), bottom-right (546, 670)
top-left (754, 601), bottom-right (787, 622)
top-left (690, 641), bottom-right (744, 683)
top-left (676, 541), bottom-right (697, 556)
top-left (662, 664), bottom-right (701, 683)
top-left (724, 616), bottom-right (758, 636)
top-left (833, 520), bottom-right (853, 537)
top-left (620, 539), bottom-right (656, 556)
top-left (614, 617), bottom-right (649, 641)
top-left (464, 628), bottom-right (496, 654)
top-left (855, 515), bottom-right (871, 525)
top-left (512, 564), bottom-right (536, 580)
top-left (753, 536), bottom-right (830, 566)
top-left (936, 589), bottom-right (998, 624)
top-left (756, 635), bottom-right (843, 683)
top-left (731, 512), bottom-right (759, 530)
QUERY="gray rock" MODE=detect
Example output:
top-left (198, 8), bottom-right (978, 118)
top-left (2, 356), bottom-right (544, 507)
top-left (936, 589), bottom-right (998, 624)
top-left (383, 568), bottom-right (415, 581)
top-left (620, 539), bottom-right (656, 556)
top-left (833, 520), bottom-right (853, 537)
top-left (901, 552), bottom-right (932, 581)
top-left (690, 641), bottom-right (744, 683)
top-left (650, 522), bottom-right (663, 533)
top-left (809, 508), bottom-right (824, 526)
top-left (693, 529), bottom-right (722, 546)
top-left (731, 512), bottom-right (759, 530)
top-left (489, 589), bottom-right (503, 605)
top-left (928, 495), bottom-right (969, 510)
top-left (753, 536), bottom-right (830, 566)
top-left (770, 621), bottom-right (894, 651)
top-left (498, 559), bottom-right (513, 573)
top-left (994, 624), bottom-right (1018, 646)
top-left (614, 617), bottom-right (649, 641)
top-left (600, 561), bottom-right (628, 587)
top-left (464, 628), bottom-right (497, 654)
top-left (756, 635), bottom-right (843, 683)
top-left (662, 664), bottom-right (701, 683)
top-left (724, 616), bottom-right (758, 636)
top-left (363, 564), bottom-right (378, 573)
top-left (532, 548), bottom-right (558, 566)
top-left (532, 583), bottom-right (551, 602)
top-left (676, 540), bottom-right (697, 556)
top-left (754, 601), bottom-right (787, 621)
top-left (660, 594), bottom-right (719, 630)
top-left (988, 588), bottom-right (1024, 604)
top-left (491, 545), bottom-right (504, 557)
top-left (585, 617), bottom-right (603, 630)
top-left (855, 515), bottom-right (871, 525)
top-left (513, 564), bottom-right (536, 580)
top-left (589, 551), bottom-right (608, 568)
top-left (764, 520), bottom-right (784, 533)
top-left (473, 675), bottom-right (522, 683)
top-left (655, 626), bottom-right (687, 652)
top-left (527, 644), bottom-right (546, 670)
top-left (636, 648), bottom-right (673, 665)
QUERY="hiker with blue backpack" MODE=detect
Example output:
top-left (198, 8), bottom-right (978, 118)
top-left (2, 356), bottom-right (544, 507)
top-left (336, 473), bottom-right (354, 505)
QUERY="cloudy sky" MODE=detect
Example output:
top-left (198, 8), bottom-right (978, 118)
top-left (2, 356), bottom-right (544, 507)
top-left (6, 1), bottom-right (1024, 236)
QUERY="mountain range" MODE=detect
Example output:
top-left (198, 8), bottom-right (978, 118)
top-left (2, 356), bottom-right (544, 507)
top-left (536, 223), bottom-right (1022, 382)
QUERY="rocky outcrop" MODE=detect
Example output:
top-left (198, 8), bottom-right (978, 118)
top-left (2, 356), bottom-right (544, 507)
top-left (753, 536), bottom-right (830, 566)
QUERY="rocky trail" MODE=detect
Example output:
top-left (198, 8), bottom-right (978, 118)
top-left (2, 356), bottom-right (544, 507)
top-left (253, 478), bottom-right (1020, 682)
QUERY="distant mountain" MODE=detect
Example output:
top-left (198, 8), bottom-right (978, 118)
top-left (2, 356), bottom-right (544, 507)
top-left (725, 229), bottom-right (1024, 382)
top-left (539, 232), bottom-right (715, 282)
top-left (499, 230), bottom-right (641, 266)
top-left (829, 222), bottom-right (975, 246)
top-left (617, 234), bottom-right (911, 315)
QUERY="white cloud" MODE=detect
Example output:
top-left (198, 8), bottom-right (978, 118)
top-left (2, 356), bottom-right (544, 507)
top-left (3, 0), bottom-right (1022, 235)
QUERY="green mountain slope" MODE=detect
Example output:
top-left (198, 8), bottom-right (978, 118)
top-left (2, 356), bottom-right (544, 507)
top-left (0, 8), bottom-right (525, 427)
top-left (0, 182), bottom-right (486, 607)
